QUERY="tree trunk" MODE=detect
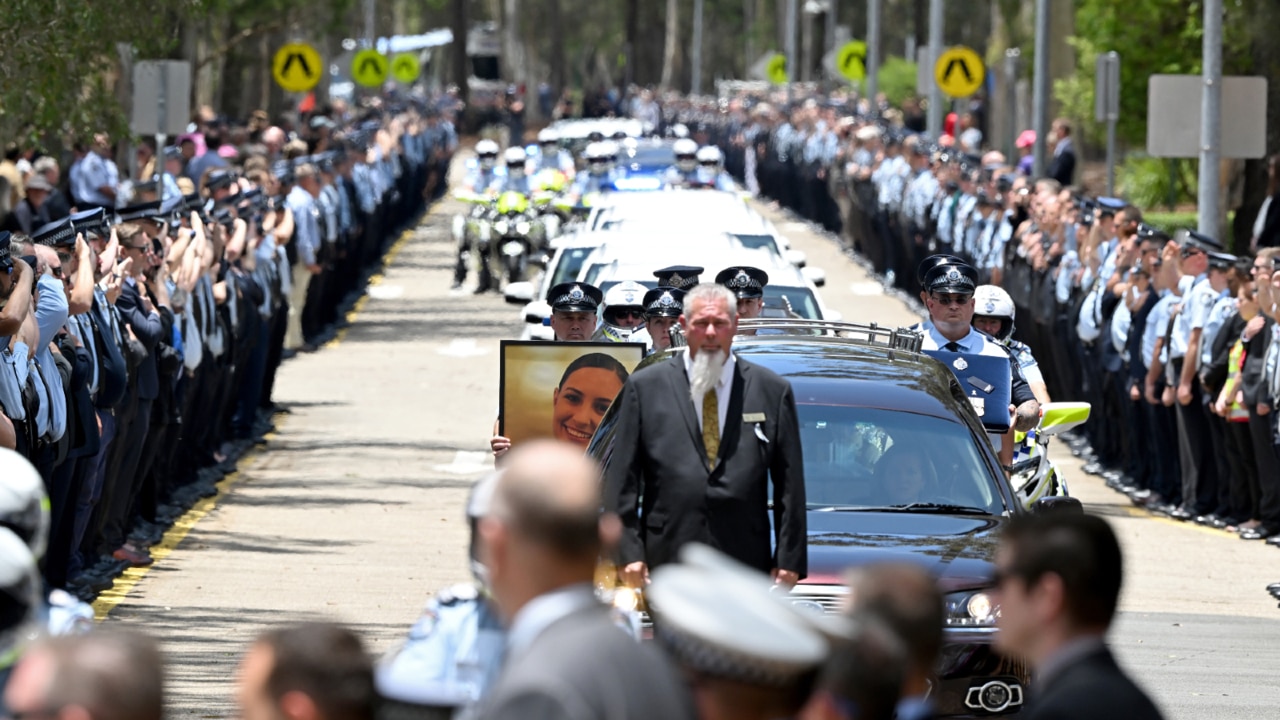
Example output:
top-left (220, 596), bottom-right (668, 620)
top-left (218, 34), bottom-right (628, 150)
top-left (744, 0), bottom-right (755, 75)
top-left (552, 0), bottom-right (568, 92)
top-left (450, 0), bottom-right (470, 107)
top-left (624, 0), bottom-right (639, 89)
top-left (660, 0), bottom-right (680, 90)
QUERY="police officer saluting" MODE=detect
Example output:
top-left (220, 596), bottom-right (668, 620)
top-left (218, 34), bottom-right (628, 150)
top-left (917, 259), bottom-right (1041, 435)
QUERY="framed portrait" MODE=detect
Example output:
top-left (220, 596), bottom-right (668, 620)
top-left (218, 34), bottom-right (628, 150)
top-left (499, 341), bottom-right (646, 450)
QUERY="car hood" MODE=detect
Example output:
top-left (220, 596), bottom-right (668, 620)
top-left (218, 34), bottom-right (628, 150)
top-left (800, 511), bottom-right (1002, 592)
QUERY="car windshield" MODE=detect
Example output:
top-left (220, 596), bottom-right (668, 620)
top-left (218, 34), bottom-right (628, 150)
top-left (618, 145), bottom-right (676, 169)
top-left (590, 281), bottom-right (821, 320)
top-left (797, 405), bottom-right (1003, 514)
top-left (548, 247), bottom-right (596, 291)
top-left (732, 233), bottom-right (781, 256)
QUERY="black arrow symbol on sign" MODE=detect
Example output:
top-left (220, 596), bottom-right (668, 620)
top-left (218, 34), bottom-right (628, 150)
top-left (282, 53), bottom-right (313, 78)
top-left (842, 53), bottom-right (861, 72)
top-left (360, 57), bottom-right (384, 77)
top-left (395, 58), bottom-right (412, 73)
top-left (944, 58), bottom-right (973, 83)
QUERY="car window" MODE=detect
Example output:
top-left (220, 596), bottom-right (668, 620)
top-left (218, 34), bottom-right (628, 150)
top-left (765, 287), bottom-right (819, 319)
top-left (798, 405), bottom-right (1002, 513)
top-left (550, 248), bottom-right (595, 290)
top-left (732, 233), bottom-right (781, 256)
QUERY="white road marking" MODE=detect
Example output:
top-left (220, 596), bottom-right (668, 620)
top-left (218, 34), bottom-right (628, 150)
top-left (433, 451), bottom-right (493, 475)
top-left (367, 284), bottom-right (405, 300)
top-left (849, 281), bottom-right (884, 296)
top-left (437, 339), bottom-right (488, 357)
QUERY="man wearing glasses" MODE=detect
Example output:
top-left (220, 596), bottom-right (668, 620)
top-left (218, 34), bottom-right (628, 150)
top-left (916, 258), bottom-right (1040, 436)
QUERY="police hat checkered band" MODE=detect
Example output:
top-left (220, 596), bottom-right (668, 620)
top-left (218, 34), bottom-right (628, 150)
top-left (654, 622), bottom-right (801, 687)
top-left (0, 231), bottom-right (12, 268)
top-left (31, 219), bottom-right (75, 248)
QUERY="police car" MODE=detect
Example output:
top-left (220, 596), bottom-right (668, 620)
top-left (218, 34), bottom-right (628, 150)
top-left (588, 319), bottom-right (1082, 717)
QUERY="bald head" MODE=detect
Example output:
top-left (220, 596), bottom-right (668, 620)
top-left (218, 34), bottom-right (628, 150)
top-left (490, 440), bottom-right (603, 562)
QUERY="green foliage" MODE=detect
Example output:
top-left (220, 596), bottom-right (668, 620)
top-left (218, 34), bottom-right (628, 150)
top-left (876, 56), bottom-right (918, 106)
top-left (1117, 155), bottom-right (1197, 210)
top-left (1143, 211), bottom-right (1199, 232)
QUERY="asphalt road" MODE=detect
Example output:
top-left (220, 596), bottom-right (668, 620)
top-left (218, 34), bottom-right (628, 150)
top-left (95, 183), bottom-right (1280, 719)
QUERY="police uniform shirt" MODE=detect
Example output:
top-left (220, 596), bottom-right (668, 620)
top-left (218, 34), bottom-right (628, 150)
top-left (0, 341), bottom-right (29, 422)
top-left (572, 169), bottom-right (617, 196)
top-left (1110, 300), bottom-right (1131, 356)
top-left (1199, 292), bottom-right (1237, 367)
top-left (1169, 274), bottom-right (1210, 360)
top-left (285, 184), bottom-right (321, 267)
top-left (318, 183), bottom-right (340, 244)
top-left (496, 173), bottom-right (533, 195)
top-left (953, 193), bottom-right (978, 251)
top-left (1142, 290), bottom-right (1177, 369)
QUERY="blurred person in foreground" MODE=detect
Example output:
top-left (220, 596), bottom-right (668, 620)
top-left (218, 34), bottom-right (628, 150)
top-left (799, 617), bottom-right (907, 720)
top-left (841, 564), bottom-right (944, 720)
top-left (994, 513), bottom-right (1164, 720)
top-left (4, 629), bottom-right (164, 720)
top-left (476, 440), bottom-right (692, 720)
top-left (238, 622), bottom-right (376, 720)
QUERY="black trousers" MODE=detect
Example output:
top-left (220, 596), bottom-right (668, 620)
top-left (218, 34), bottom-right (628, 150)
top-left (1218, 416), bottom-right (1256, 522)
top-left (1248, 405), bottom-right (1280, 526)
top-left (1170, 360), bottom-right (1217, 514)
top-left (1143, 397), bottom-right (1182, 504)
top-left (97, 396), bottom-right (153, 554)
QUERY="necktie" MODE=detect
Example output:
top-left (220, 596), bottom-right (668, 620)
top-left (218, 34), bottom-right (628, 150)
top-left (702, 390), bottom-right (720, 469)
top-left (944, 342), bottom-right (962, 352)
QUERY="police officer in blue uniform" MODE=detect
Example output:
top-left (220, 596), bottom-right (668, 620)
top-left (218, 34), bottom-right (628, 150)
top-left (715, 266), bottom-right (769, 320)
top-left (642, 287), bottom-right (684, 355)
top-left (377, 471), bottom-right (505, 720)
top-left (653, 265), bottom-right (703, 291)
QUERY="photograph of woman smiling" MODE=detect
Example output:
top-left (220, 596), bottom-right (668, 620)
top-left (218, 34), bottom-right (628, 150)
top-left (552, 353), bottom-right (630, 449)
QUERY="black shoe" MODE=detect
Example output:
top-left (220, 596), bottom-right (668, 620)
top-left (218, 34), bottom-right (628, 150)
top-left (299, 342), bottom-right (319, 353)
top-left (1267, 582), bottom-right (1280, 593)
top-left (1169, 507), bottom-right (1194, 521)
top-left (1267, 535), bottom-right (1280, 547)
top-left (281, 349), bottom-right (298, 360)
top-left (1193, 514), bottom-right (1220, 527)
top-left (1240, 525), bottom-right (1279, 540)
top-left (1083, 462), bottom-right (1104, 476)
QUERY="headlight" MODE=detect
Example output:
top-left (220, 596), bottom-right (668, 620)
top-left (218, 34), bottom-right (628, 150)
top-left (945, 590), bottom-right (998, 626)
top-left (494, 219), bottom-right (510, 235)
top-left (515, 220), bottom-right (532, 235)
top-left (612, 587), bottom-right (641, 613)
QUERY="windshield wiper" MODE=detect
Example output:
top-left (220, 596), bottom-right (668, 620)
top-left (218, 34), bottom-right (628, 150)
top-left (878, 502), bottom-right (994, 515)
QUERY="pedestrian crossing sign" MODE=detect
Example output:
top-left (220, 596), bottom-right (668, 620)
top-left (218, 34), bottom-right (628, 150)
top-left (934, 46), bottom-right (984, 98)
top-left (352, 49), bottom-right (388, 88)
top-left (766, 54), bottom-right (788, 84)
top-left (391, 54), bottom-right (420, 84)
top-left (272, 43), bottom-right (322, 94)
top-left (836, 41), bottom-right (867, 83)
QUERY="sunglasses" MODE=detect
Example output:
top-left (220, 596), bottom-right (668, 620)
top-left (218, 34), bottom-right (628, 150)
top-left (931, 293), bottom-right (973, 306)
top-left (612, 309), bottom-right (645, 320)
top-left (1179, 246), bottom-right (1203, 258)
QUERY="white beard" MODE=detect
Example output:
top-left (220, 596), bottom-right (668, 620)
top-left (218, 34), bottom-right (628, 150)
top-left (689, 349), bottom-right (727, 404)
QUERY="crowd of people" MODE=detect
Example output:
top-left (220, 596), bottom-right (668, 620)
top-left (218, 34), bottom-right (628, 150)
top-left (0, 94), bottom-right (456, 606)
top-left (668, 91), bottom-right (1280, 554)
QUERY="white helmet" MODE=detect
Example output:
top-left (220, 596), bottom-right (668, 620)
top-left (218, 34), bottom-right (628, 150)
top-left (537, 128), bottom-right (558, 145)
top-left (503, 146), bottom-right (527, 178)
top-left (598, 281), bottom-right (648, 340)
top-left (973, 284), bottom-right (1016, 341)
top-left (673, 138), bottom-right (698, 172)
top-left (0, 449), bottom-right (50, 561)
top-left (476, 139), bottom-right (500, 170)
top-left (0, 527), bottom-right (40, 666)
top-left (696, 145), bottom-right (723, 168)
top-left (584, 141), bottom-right (616, 175)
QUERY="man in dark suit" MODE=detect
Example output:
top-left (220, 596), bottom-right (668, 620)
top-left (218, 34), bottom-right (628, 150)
top-left (602, 282), bottom-right (806, 588)
top-left (1045, 118), bottom-right (1077, 187)
top-left (994, 512), bottom-right (1165, 720)
top-left (477, 441), bottom-right (693, 720)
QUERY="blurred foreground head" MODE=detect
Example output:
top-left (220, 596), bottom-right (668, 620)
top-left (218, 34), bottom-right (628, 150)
top-left (5, 629), bottom-right (164, 720)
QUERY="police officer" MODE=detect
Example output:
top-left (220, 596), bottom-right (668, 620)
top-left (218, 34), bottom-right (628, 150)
top-left (716, 265), bottom-right (769, 320)
top-left (527, 129), bottom-right (574, 178)
top-left (642, 287), bottom-right (684, 355)
top-left (663, 138), bottom-right (700, 187)
top-left (567, 142), bottom-right (619, 201)
top-left (493, 147), bottom-right (532, 195)
top-left (917, 259), bottom-right (1040, 435)
top-left (452, 141), bottom-right (505, 290)
top-left (377, 471), bottom-right (505, 720)
top-left (693, 146), bottom-right (736, 191)
top-left (592, 281), bottom-right (648, 343)
top-left (973, 284), bottom-right (1050, 404)
top-left (653, 265), bottom-right (703, 291)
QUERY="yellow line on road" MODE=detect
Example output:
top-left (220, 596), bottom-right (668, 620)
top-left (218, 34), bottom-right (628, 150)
top-left (94, 211), bottom-right (433, 620)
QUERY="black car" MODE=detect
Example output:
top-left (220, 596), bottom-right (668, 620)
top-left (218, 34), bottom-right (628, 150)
top-left (588, 320), bottom-right (1071, 717)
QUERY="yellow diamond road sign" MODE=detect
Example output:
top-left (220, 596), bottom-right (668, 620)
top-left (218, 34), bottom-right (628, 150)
top-left (391, 54), bottom-right (420, 84)
top-left (934, 46), bottom-right (985, 98)
top-left (766, 54), bottom-right (788, 84)
top-left (272, 43), bottom-right (322, 93)
top-left (836, 41), bottom-right (867, 82)
top-left (352, 49), bottom-right (388, 88)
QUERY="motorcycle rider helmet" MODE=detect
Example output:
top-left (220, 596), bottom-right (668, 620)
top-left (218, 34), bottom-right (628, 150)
top-left (537, 128), bottom-right (558, 149)
top-left (503, 146), bottom-right (527, 179)
top-left (0, 449), bottom-right (50, 562)
top-left (597, 281), bottom-right (648, 342)
top-left (476, 139), bottom-right (500, 170)
top-left (972, 284), bottom-right (1016, 342)
top-left (695, 145), bottom-right (723, 170)
top-left (0, 527), bottom-right (41, 669)
top-left (584, 142), bottom-right (616, 176)
top-left (673, 138), bottom-right (698, 173)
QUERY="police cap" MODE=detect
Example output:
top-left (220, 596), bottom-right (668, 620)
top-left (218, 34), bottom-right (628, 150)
top-left (1096, 196), bottom-right (1126, 216)
top-left (1176, 229), bottom-right (1224, 254)
top-left (204, 170), bottom-right (236, 193)
top-left (643, 287), bottom-right (684, 318)
top-left (653, 265), bottom-right (704, 290)
top-left (923, 261), bottom-right (978, 295)
top-left (916, 254), bottom-right (965, 286)
top-left (0, 231), bottom-right (13, 272)
top-left (547, 282), bottom-right (603, 314)
top-left (162, 145), bottom-right (183, 161)
top-left (69, 208), bottom-right (108, 241)
top-left (716, 266), bottom-right (768, 299)
top-left (1207, 251), bottom-right (1237, 271)
top-left (647, 561), bottom-right (827, 687)
top-left (31, 217), bottom-right (75, 248)
top-left (1136, 223), bottom-right (1170, 243)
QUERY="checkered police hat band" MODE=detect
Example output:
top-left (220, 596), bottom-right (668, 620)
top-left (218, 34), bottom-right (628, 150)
top-left (655, 623), bottom-right (800, 687)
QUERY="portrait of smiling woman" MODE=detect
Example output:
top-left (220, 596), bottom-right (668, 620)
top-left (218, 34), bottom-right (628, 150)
top-left (552, 353), bottom-right (630, 448)
top-left (499, 340), bottom-right (644, 450)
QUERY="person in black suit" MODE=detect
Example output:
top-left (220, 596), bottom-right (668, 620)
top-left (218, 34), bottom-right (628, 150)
top-left (602, 282), bottom-right (806, 589)
top-left (1045, 119), bottom-right (1077, 187)
top-left (477, 441), bottom-right (693, 720)
top-left (994, 512), bottom-right (1165, 720)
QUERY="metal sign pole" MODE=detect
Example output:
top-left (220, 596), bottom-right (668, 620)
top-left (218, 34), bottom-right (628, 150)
top-left (692, 0), bottom-right (704, 94)
top-left (786, 0), bottom-right (798, 104)
top-left (1198, 0), bottom-right (1222, 237)
top-left (925, 0), bottom-right (943, 138)
top-left (867, 0), bottom-right (881, 103)
top-left (156, 65), bottom-right (167, 182)
top-left (1030, 0), bottom-right (1051, 178)
top-left (1004, 49), bottom-right (1020, 162)
top-left (1105, 52), bottom-right (1120, 196)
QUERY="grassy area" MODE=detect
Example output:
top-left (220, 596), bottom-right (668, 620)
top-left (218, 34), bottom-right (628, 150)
top-left (1143, 211), bottom-right (1236, 233)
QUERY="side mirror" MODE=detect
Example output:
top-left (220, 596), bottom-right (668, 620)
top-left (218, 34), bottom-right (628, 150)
top-left (784, 249), bottom-right (808, 268)
top-left (1031, 496), bottom-right (1084, 515)
top-left (1037, 402), bottom-right (1091, 437)
top-left (801, 266), bottom-right (826, 287)
top-left (504, 282), bottom-right (535, 305)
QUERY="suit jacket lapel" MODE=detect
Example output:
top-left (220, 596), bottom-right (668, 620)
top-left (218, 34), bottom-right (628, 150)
top-left (665, 357), bottom-right (706, 463)
top-left (717, 362), bottom-right (747, 468)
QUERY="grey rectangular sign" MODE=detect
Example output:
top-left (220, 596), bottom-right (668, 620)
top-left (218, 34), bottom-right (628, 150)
top-left (1146, 74), bottom-right (1268, 159)
top-left (131, 61), bottom-right (192, 136)
top-left (1095, 52), bottom-right (1119, 122)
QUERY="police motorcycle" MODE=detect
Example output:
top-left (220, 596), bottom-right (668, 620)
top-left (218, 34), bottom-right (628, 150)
top-left (452, 139), bottom-right (504, 287)
top-left (1009, 402), bottom-right (1091, 508)
top-left (488, 148), bottom-right (548, 285)
top-left (552, 141), bottom-right (621, 231)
